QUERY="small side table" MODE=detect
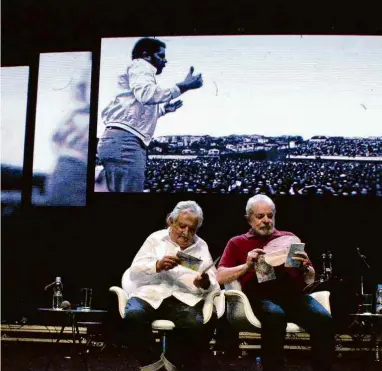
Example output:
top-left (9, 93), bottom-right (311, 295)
top-left (350, 313), bottom-right (382, 362)
top-left (38, 308), bottom-right (107, 371)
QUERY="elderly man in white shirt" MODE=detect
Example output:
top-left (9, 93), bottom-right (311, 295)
top-left (123, 201), bottom-right (219, 371)
top-left (98, 37), bottom-right (203, 192)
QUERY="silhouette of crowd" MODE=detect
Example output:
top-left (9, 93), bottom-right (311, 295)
top-left (287, 138), bottom-right (381, 157)
top-left (144, 158), bottom-right (382, 196)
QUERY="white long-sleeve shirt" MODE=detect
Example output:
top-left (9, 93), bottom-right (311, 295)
top-left (101, 59), bottom-right (181, 147)
top-left (127, 229), bottom-right (220, 309)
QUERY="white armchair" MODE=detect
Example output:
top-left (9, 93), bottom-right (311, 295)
top-left (109, 268), bottom-right (225, 351)
top-left (224, 280), bottom-right (331, 333)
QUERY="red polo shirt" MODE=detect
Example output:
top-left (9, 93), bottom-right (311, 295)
top-left (219, 229), bottom-right (309, 298)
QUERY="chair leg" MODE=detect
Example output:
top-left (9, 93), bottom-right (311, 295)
top-left (162, 333), bottom-right (166, 353)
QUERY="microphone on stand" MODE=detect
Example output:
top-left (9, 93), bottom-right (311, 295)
top-left (320, 250), bottom-right (333, 281)
top-left (44, 277), bottom-right (63, 291)
top-left (356, 247), bottom-right (370, 269)
top-left (356, 246), bottom-right (371, 300)
top-left (326, 250), bottom-right (333, 280)
top-left (44, 281), bottom-right (55, 291)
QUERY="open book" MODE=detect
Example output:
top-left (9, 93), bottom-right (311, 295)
top-left (253, 237), bottom-right (305, 282)
top-left (176, 251), bottom-right (203, 271)
top-left (262, 235), bottom-right (302, 267)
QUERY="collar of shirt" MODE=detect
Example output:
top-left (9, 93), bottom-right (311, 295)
top-left (134, 58), bottom-right (157, 75)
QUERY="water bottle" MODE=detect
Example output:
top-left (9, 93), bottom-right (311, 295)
top-left (52, 277), bottom-right (63, 310)
top-left (376, 284), bottom-right (382, 314)
top-left (254, 356), bottom-right (263, 371)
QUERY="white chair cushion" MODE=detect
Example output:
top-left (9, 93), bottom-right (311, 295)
top-left (152, 320), bottom-right (176, 331)
top-left (286, 322), bottom-right (304, 332)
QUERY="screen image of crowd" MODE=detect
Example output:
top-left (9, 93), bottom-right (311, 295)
top-left (144, 158), bottom-right (381, 196)
top-left (94, 134), bottom-right (382, 196)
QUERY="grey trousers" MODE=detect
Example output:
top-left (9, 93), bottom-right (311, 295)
top-left (97, 128), bottom-right (147, 192)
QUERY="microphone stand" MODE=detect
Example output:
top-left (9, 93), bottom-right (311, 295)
top-left (356, 247), bottom-right (370, 296)
top-left (44, 279), bottom-right (63, 291)
top-left (320, 250), bottom-right (333, 282)
top-left (352, 249), bottom-right (381, 362)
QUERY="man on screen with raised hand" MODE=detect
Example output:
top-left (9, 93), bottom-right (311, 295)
top-left (98, 37), bottom-right (203, 192)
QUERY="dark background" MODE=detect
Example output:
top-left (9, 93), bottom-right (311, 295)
top-left (1, 0), bottom-right (382, 324)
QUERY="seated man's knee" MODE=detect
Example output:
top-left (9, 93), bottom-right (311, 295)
top-left (124, 297), bottom-right (152, 325)
top-left (252, 299), bottom-right (287, 331)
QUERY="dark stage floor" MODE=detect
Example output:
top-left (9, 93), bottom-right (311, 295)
top-left (1, 342), bottom-right (381, 371)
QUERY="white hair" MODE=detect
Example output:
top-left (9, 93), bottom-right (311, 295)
top-left (167, 200), bottom-right (204, 229)
top-left (245, 195), bottom-right (276, 217)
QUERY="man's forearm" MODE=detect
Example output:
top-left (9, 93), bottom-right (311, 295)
top-left (175, 82), bottom-right (188, 94)
top-left (217, 264), bottom-right (249, 285)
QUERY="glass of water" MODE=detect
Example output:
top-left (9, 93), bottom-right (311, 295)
top-left (362, 294), bottom-right (373, 314)
top-left (79, 288), bottom-right (92, 311)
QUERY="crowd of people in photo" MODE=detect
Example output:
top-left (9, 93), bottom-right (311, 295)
top-left (287, 137), bottom-right (382, 158)
top-left (143, 158), bottom-right (382, 196)
top-left (147, 136), bottom-right (382, 158)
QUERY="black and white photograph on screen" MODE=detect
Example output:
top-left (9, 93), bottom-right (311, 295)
top-left (95, 36), bottom-right (203, 193)
top-left (32, 52), bottom-right (92, 206)
top-left (1, 66), bottom-right (30, 215)
top-left (96, 35), bottom-right (382, 196)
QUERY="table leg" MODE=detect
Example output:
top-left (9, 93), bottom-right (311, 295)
top-left (70, 314), bottom-right (77, 370)
top-left (45, 324), bottom-right (66, 371)
top-left (81, 347), bottom-right (90, 371)
top-left (76, 324), bottom-right (90, 371)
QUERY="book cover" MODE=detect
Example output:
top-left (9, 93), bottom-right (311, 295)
top-left (285, 243), bottom-right (306, 268)
top-left (176, 251), bottom-right (203, 271)
top-left (255, 255), bottom-right (276, 283)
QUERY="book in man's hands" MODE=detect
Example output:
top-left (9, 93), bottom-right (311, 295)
top-left (255, 255), bottom-right (276, 283)
top-left (285, 243), bottom-right (305, 268)
top-left (176, 251), bottom-right (203, 271)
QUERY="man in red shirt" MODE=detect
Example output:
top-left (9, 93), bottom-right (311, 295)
top-left (217, 194), bottom-right (334, 371)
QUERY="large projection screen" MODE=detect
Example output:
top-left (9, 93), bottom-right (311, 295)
top-left (95, 36), bottom-right (381, 196)
top-left (1, 66), bottom-right (30, 213)
top-left (32, 52), bottom-right (92, 206)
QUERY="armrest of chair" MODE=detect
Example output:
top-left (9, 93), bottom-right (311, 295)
top-left (225, 280), bottom-right (242, 291)
top-left (203, 289), bottom-right (222, 324)
top-left (109, 286), bottom-right (128, 319)
top-left (309, 290), bottom-right (331, 314)
top-left (213, 289), bottom-right (226, 319)
top-left (224, 289), bottom-right (262, 330)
